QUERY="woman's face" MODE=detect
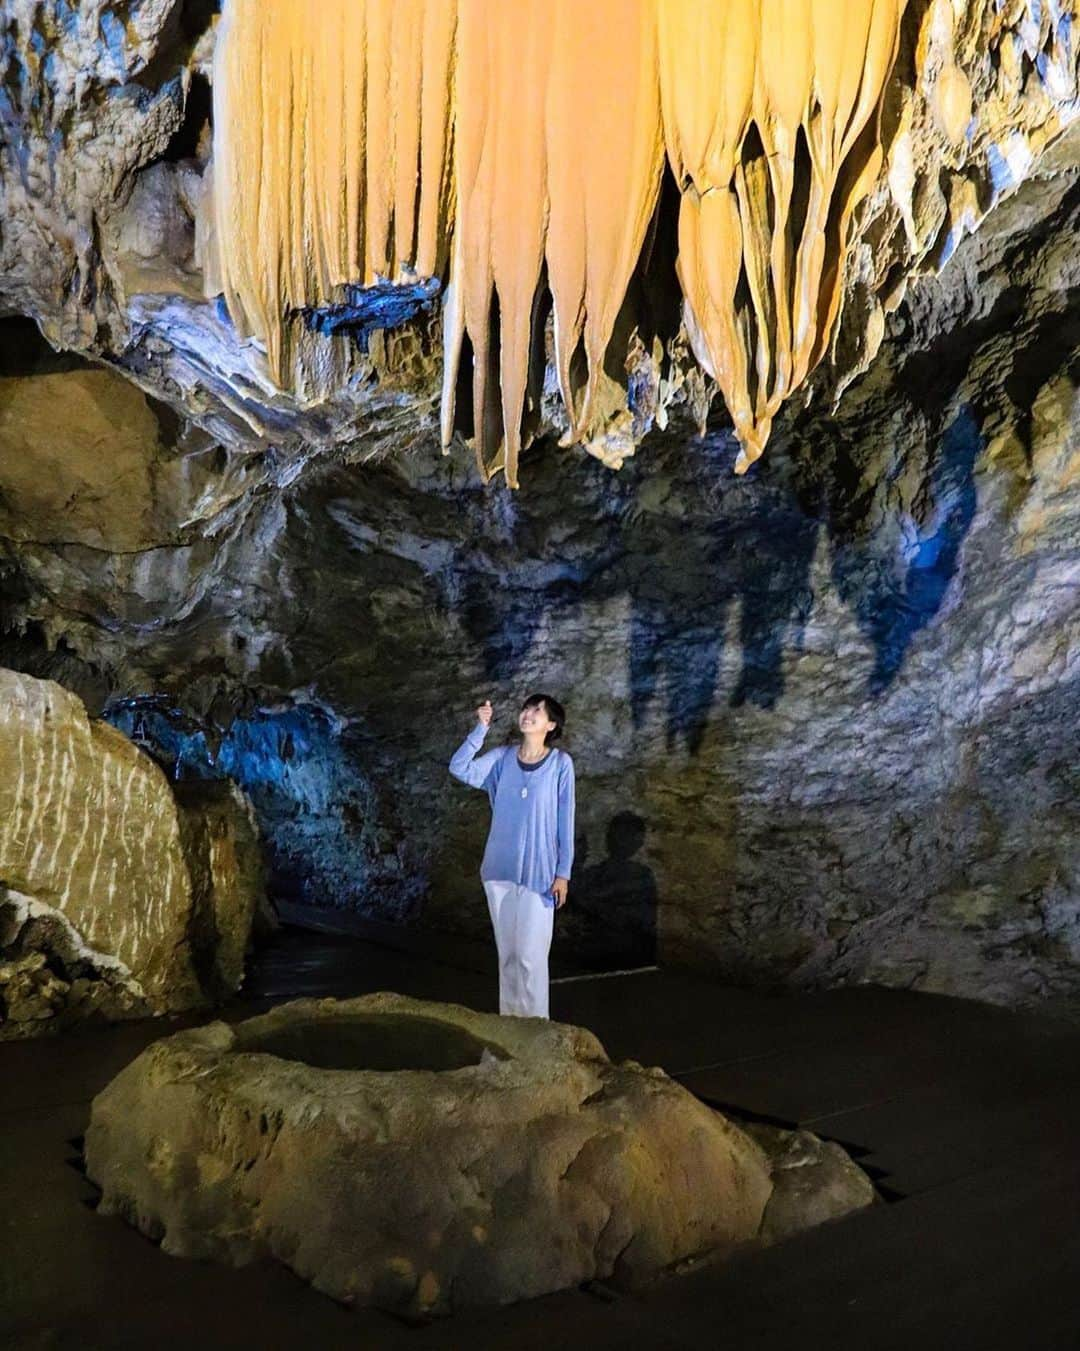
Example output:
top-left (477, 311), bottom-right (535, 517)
top-left (518, 701), bottom-right (556, 740)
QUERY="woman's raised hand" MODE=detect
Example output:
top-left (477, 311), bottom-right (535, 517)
top-left (476, 699), bottom-right (493, 728)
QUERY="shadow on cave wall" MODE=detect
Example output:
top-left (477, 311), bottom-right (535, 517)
top-left (625, 492), bottom-right (821, 752)
top-left (444, 402), bottom-right (982, 757)
top-left (811, 404), bottom-right (982, 696)
top-left (435, 177), bottom-right (1080, 749)
top-left (803, 255), bottom-right (1079, 697)
top-left (427, 231), bottom-right (1033, 759)
top-left (460, 569), bottom-right (586, 685)
top-left (559, 812), bottom-right (658, 970)
top-left (438, 379), bottom-right (985, 962)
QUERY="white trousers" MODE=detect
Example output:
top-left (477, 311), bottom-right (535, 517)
top-left (482, 880), bottom-right (555, 1019)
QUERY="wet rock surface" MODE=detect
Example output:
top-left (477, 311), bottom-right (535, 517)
top-left (84, 992), bottom-right (870, 1317)
top-left (0, 668), bottom-right (264, 1037)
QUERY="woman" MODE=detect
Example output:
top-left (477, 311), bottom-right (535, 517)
top-left (448, 693), bottom-right (575, 1019)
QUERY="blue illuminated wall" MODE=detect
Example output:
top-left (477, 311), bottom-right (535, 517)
top-left (106, 700), bottom-right (416, 918)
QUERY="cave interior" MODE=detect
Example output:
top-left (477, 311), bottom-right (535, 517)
top-left (1, 0), bottom-right (1079, 1345)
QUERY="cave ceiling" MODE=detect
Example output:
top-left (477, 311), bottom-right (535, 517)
top-left (0, 0), bottom-right (1077, 511)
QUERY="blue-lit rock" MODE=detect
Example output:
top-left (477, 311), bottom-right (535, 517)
top-left (297, 277), bottom-right (441, 349)
top-left (106, 702), bottom-right (415, 920)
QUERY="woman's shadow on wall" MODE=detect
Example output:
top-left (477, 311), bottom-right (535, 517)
top-left (557, 812), bottom-right (658, 970)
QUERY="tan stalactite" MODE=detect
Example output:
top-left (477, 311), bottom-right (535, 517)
top-left (206, 0), bottom-right (455, 386)
top-left (545, 0), bottom-right (665, 447)
top-left (441, 1), bottom-right (553, 488)
top-left (662, 0), bottom-right (907, 472)
top-left (802, 0), bottom-right (906, 366)
top-left (440, 0), bottom-right (665, 487)
top-left (203, 0), bottom-right (908, 478)
top-left (659, 0), bottom-right (759, 458)
top-left (920, 0), bottom-right (974, 147)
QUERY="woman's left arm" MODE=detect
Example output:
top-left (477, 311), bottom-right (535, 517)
top-left (553, 754), bottom-right (576, 908)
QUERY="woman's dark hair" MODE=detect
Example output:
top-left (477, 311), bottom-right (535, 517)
top-left (521, 693), bottom-right (566, 746)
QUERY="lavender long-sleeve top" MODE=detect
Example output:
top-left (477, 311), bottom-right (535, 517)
top-left (449, 722), bottom-right (575, 902)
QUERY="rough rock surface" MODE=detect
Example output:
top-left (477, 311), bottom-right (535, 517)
top-left (0, 668), bottom-right (263, 1036)
top-left (84, 993), bottom-right (870, 1317)
top-left (745, 1124), bottom-right (880, 1244)
top-left (4, 151), bottom-right (1076, 1014)
top-left (0, 894), bottom-right (147, 1031)
top-left (174, 778), bottom-right (265, 998)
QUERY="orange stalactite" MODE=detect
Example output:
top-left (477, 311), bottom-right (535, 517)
top-left (544, 0), bottom-right (665, 447)
top-left (442, 1), bottom-right (553, 488)
top-left (201, 0), bottom-right (908, 480)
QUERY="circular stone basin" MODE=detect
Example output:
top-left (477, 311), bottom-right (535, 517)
top-left (233, 1012), bottom-right (506, 1073)
top-left (86, 993), bottom-right (781, 1318)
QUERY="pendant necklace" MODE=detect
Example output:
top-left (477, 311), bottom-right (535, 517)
top-left (519, 746), bottom-right (547, 798)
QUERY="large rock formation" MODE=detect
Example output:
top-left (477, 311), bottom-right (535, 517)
top-left (0, 668), bottom-right (264, 1036)
top-left (195, 0), bottom-right (1076, 480)
top-left (174, 778), bottom-right (267, 998)
top-left (1, 1), bottom-right (1076, 489)
top-left (84, 992), bottom-right (871, 1317)
top-left (202, 0), bottom-right (914, 478)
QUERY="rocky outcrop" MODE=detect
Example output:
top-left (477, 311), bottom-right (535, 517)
top-left (84, 993), bottom-right (871, 1317)
top-left (0, 893), bottom-right (149, 1031)
top-left (200, 0), bottom-right (1079, 479)
top-left (0, 668), bottom-right (263, 1036)
top-left (174, 779), bottom-right (266, 998)
top-left (5, 148), bottom-right (1074, 1014)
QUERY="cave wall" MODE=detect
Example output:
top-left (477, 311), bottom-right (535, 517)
top-left (2, 154), bottom-right (1077, 1012)
top-left (1, 1), bottom-right (1078, 1014)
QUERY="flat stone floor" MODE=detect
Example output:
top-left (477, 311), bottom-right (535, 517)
top-left (3, 918), bottom-right (1080, 1350)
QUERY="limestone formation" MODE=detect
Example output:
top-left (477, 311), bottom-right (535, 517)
top-left (0, 360), bottom-right (215, 553)
top-left (174, 779), bottom-right (266, 999)
top-left (1, 1), bottom-right (1076, 493)
top-left (84, 993), bottom-right (872, 1317)
top-left (0, 668), bottom-right (198, 1011)
top-left (0, 892), bottom-right (146, 1030)
top-left (5, 138), bottom-right (1075, 1014)
top-left (0, 669), bottom-right (263, 1036)
top-left (745, 1123), bottom-right (880, 1242)
top-left (198, 1), bottom-right (1079, 480)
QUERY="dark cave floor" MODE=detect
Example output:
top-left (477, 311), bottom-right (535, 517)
top-left (3, 918), bottom-right (1080, 1350)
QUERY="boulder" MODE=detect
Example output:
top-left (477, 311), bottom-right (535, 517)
top-left (745, 1123), bottom-right (879, 1243)
top-left (86, 993), bottom-right (778, 1317)
top-left (0, 669), bottom-right (263, 1036)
